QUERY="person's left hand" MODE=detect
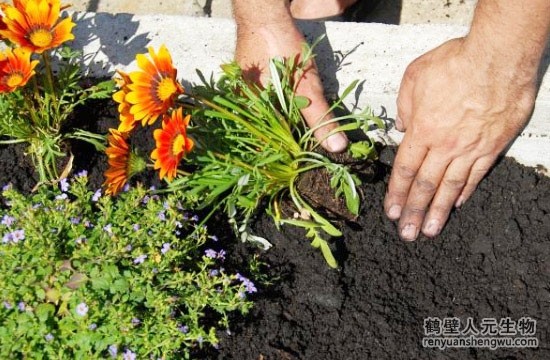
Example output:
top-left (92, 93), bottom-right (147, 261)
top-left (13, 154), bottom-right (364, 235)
top-left (385, 37), bottom-right (537, 241)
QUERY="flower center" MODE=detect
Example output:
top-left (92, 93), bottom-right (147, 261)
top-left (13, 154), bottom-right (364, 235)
top-left (29, 28), bottom-right (53, 48)
top-left (5, 73), bottom-right (23, 88)
top-left (172, 134), bottom-right (186, 156)
top-left (156, 77), bottom-right (177, 102)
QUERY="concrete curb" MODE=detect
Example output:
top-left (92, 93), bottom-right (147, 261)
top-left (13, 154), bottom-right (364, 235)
top-left (71, 12), bottom-right (550, 173)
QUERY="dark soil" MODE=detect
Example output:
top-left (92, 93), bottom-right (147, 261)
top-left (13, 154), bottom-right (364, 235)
top-left (1, 99), bottom-right (549, 360)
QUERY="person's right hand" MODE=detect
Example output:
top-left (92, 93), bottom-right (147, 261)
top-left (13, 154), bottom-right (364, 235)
top-left (234, 15), bottom-right (348, 153)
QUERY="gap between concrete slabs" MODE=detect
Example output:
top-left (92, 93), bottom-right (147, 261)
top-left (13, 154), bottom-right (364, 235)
top-left (70, 12), bottom-right (550, 174)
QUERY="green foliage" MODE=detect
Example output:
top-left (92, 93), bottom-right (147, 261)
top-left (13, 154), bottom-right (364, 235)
top-left (0, 175), bottom-right (253, 358)
top-left (172, 41), bottom-right (383, 268)
top-left (0, 44), bottom-right (114, 183)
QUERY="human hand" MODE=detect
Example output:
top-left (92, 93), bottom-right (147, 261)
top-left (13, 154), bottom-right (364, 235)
top-left (385, 37), bottom-right (537, 241)
top-left (233, 12), bottom-right (348, 152)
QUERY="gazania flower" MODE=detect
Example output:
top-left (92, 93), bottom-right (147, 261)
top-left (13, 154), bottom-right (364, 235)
top-left (0, 47), bottom-right (39, 93)
top-left (0, 0), bottom-right (75, 53)
top-left (103, 129), bottom-right (146, 196)
top-left (112, 70), bottom-right (137, 132)
top-left (125, 45), bottom-right (184, 126)
top-left (151, 107), bottom-right (194, 182)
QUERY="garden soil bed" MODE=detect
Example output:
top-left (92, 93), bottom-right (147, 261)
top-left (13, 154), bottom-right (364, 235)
top-left (1, 99), bottom-right (549, 360)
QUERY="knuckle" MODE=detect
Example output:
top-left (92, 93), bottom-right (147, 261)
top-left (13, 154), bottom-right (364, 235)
top-left (441, 177), bottom-right (466, 190)
top-left (415, 178), bottom-right (437, 194)
top-left (403, 205), bottom-right (426, 218)
top-left (395, 164), bottom-right (417, 180)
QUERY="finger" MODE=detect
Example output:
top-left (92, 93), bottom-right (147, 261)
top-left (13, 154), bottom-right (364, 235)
top-left (384, 133), bottom-right (428, 222)
top-left (421, 158), bottom-right (471, 237)
top-left (295, 61), bottom-right (348, 153)
top-left (455, 154), bottom-right (496, 208)
top-left (397, 151), bottom-right (449, 241)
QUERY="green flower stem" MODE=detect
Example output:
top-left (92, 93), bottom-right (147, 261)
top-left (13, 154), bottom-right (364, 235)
top-left (41, 51), bottom-right (58, 115)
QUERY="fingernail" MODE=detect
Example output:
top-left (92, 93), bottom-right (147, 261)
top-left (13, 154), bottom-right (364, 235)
top-left (401, 224), bottom-right (418, 241)
top-left (423, 219), bottom-right (440, 237)
top-left (395, 115), bottom-right (403, 131)
top-left (387, 205), bottom-right (402, 220)
top-left (326, 133), bottom-right (347, 153)
top-left (455, 196), bottom-right (465, 208)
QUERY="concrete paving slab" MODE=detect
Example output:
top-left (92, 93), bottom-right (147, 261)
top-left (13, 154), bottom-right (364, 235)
top-left (69, 12), bottom-right (549, 173)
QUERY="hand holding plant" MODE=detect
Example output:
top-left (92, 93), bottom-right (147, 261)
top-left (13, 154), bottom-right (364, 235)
top-left (105, 41), bottom-right (383, 268)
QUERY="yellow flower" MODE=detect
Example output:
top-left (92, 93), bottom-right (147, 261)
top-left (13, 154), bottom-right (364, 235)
top-left (125, 45), bottom-right (184, 126)
top-left (0, 47), bottom-right (39, 93)
top-left (112, 70), bottom-right (137, 132)
top-left (103, 129), bottom-right (146, 196)
top-left (0, 0), bottom-right (75, 53)
top-left (151, 107), bottom-right (194, 182)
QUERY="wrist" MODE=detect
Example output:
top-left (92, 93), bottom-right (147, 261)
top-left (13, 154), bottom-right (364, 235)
top-left (233, 0), bottom-right (293, 28)
top-left (462, 0), bottom-right (549, 85)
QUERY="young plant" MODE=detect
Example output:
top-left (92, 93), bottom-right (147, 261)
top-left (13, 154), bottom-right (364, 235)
top-left (0, 0), bottom-right (114, 183)
top-left (105, 42), bottom-right (383, 268)
top-left (0, 174), bottom-right (254, 358)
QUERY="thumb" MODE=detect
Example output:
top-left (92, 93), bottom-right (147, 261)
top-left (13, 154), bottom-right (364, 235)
top-left (395, 63), bottom-right (417, 132)
top-left (295, 62), bottom-right (348, 153)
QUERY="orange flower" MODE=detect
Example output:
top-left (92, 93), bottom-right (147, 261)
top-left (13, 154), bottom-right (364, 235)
top-left (112, 70), bottom-right (137, 132)
top-left (0, 47), bottom-right (39, 93)
top-left (125, 45), bottom-right (184, 127)
top-left (151, 108), bottom-right (194, 182)
top-left (103, 129), bottom-right (146, 196)
top-left (0, 0), bottom-right (75, 53)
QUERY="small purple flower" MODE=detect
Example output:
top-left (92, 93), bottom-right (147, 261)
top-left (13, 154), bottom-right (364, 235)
top-left (1, 215), bottom-right (15, 226)
top-left (157, 211), bottom-right (166, 221)
top-left (132, 224), bottom-right (140, 231)
top-left (178, 325), bottom-right (189, 334)
top-left (236, 273), bottom-right (257, 294)
top-left (92, 189), bottom-right (102, 202)
top-left (76, 170), bottom-right (88, 178)
top-left (131, 318), bottom-right (141, 326)
top-left (209, 235), bottom-right (219, 242)
top-left (161, 242), bottom-right (170, 254)
top-left (191, 215), bottom-right (199, 222)
top-left (142, 195), bottom-right (150, 204)
top-left (70, 217), bottom-right (81, 225)
top-left (17, 301), bottom-right (25, 311)
top-left (204, 249), bottom-right (217, 259)
top-left (59, 178), bottom-right (69, 192)
top-left (108, 345), bottom-right (118, 358)
top-left (75, 302), bottom-right (89, 316)
top-left (3, 301), bottom-right (12, 310)
top-left (122, 349), bottom-right (137, 360)
top-left (175, 221), bottom-right (183, 229)
top-left (125, 244), bottom-right (133, 252)
top-left (55, 193), bottom-right (68, 201)
top-left (2, 183), bottom-right (12, 191)
top-left (11, 229), bottom-right (25, 243)
top-left (83, 220), bottom-right (93, 228)
top-left (103, 224), bottom-right (112, 235)
top-left (217, 249), bottom-right (226, 261)
top-left (45, 333), bottom-right (54, 341)
top-left (134, 254), bottom-right (147, 264)
top-left (88, 323), bottom-right (97, 330)
top-left (209, 269), bottom-right (219, 277)
top-left (197, 336), bottom-right (204, 345)
top-left (75, 236), bottom-right (87, 245)
top-left (2, 233), bottom-right (12, 244)
top-left (122, 183), bottom-right (130, 192)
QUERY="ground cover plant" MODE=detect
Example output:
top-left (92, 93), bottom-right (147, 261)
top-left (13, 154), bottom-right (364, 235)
top-left (0, 173), bottom-right (254, 358)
